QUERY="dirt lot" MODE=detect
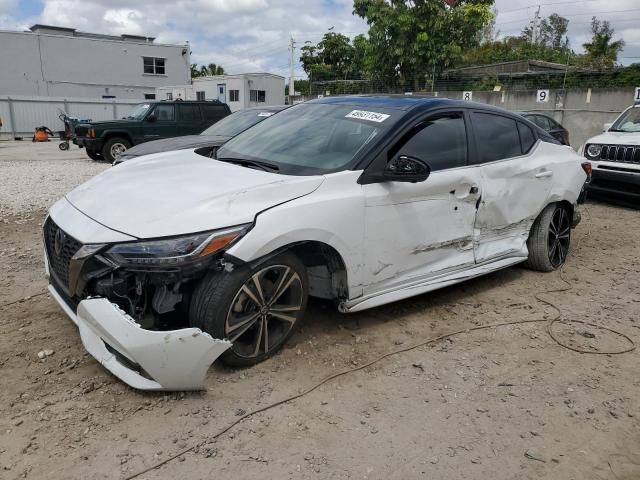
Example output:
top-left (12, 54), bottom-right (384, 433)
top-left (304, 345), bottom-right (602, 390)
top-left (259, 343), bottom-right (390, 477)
top-left (1, 142), bottom-right (639, 480)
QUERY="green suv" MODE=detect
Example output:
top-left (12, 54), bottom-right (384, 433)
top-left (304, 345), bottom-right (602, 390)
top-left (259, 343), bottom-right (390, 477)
top-left (73, 100), bottom-right (231, 162)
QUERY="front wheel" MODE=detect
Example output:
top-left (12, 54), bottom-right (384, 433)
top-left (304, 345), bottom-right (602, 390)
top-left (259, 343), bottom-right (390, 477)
top-left (190, 252), bottom-right (308, 367)
top-left (524, 203), bottom-right (571, 272)
top-left (58, 141), bottom-right (69, 151)
top-left (101, 137), bottom-right (131, 163)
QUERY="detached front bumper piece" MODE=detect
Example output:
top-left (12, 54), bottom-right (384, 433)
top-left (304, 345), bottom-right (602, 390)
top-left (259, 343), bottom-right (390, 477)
top-left (48, 285), bottom-right (231, 391)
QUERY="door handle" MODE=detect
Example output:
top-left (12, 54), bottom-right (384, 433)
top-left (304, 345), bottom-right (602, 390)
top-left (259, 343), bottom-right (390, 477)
top-left (535, 170), bottom-right (553, 179)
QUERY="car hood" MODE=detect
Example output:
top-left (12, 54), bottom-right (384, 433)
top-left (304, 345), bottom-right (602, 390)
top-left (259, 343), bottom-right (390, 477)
top-left (587, 131), bottom-right (640, 146)
top-left (65, 149), bottom-right (324, 239)
top-left (119, 135), bottom-right (231, 161)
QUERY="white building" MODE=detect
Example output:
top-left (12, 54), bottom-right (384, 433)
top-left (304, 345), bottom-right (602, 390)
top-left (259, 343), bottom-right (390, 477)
top-left (156, 73), bottom-right (285, 111)
top-left (0, 24), bottom-right (191, 99)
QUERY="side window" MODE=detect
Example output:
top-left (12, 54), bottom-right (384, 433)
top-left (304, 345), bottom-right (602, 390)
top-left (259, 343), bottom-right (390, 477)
top-left (152, 104), bottom-right (174, 121)
top-left (177, 104), bottom-right (201, 122)
top-left (471, 113), bottom-right (521, 163)
top-left (202, 105), bottom-right (227, 121)
top-left (396, 114), bottom-right (467, 171)
top-left (532, 115), bottom-right (551, 131)
top-left (518, 121), bottom-right (536, 154)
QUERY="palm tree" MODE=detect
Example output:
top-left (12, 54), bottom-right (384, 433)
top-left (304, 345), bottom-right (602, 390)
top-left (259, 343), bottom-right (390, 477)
top-left (207, 63), bottom-right (225, 75)
top-left (582, 17), bottom-right (625, 69)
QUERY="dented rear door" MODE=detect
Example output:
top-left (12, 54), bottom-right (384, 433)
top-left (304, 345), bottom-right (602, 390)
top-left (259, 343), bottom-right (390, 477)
top-left (471, 113), bottom-right (552, 263)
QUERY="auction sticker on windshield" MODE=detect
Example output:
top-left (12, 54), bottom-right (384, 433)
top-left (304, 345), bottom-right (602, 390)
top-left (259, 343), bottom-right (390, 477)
top-left (257, 112), bottom-right (274, 117)
top-left (345, 110), bottom-right (390, 123)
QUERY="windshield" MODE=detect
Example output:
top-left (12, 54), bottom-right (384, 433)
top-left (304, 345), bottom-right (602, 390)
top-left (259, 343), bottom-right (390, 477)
top-left (126, 103), bottom-right (152, 120)
top-left (201, 109), bottom-right (281, 137)
top-left (611, 106), bottom-right (640, 132)
top-left (217, 103), bottom-right (399, 174)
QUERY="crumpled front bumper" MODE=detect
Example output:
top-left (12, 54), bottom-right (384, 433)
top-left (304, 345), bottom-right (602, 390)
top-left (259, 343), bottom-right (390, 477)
top-left (48, 285), bottom-right (231, 391)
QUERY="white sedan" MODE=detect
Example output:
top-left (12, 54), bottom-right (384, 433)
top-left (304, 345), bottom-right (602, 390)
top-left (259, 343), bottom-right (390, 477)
top-left (44, 96), bottom-right (589, 390)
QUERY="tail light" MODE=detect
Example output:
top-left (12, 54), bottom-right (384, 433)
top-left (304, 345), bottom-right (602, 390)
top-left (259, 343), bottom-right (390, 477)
top-left (89, 128), bottom-right (96, 138)
top-left (581, 161), bottom-right (592, 179)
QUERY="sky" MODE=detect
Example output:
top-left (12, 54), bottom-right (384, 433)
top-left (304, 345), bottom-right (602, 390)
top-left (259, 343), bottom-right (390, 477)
top-left (1, 0), bottom-right (639, 80)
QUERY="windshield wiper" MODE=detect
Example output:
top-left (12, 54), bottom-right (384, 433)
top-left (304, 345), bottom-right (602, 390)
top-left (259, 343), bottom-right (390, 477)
top-left (216, 157), bottom-right (280, 172)
top-left (608, 128), bottom-right (629, 132)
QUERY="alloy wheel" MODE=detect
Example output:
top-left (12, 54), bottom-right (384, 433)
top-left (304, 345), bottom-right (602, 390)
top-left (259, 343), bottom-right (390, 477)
top-left (225, 265), bottom-right (303, 358)
top-left (548, 208), bottom-right (570, 268)
top-left (110, 143), bottom-right (127, 159)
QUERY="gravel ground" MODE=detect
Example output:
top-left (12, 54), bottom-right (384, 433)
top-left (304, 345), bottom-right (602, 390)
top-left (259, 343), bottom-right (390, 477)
top-left (0, 141), bottom-right (109, 217)
top-left (1, 144), bottom-right (639, 480)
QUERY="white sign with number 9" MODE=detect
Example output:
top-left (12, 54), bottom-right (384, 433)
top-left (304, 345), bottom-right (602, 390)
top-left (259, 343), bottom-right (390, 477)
top-left (463, 91), bottom-right (473, 101)
top-left (537, 90), bottom-right (550, 103)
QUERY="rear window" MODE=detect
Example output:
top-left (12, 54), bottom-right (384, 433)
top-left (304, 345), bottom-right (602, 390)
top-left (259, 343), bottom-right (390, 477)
top-left (518, 122), bottom-right (536, 154)
top-left (178, 104), bottom-right (201, 122)
top-left (202, 104), bottom-right (228, 121)
top-left (472, 113), bottom-right (522, 163)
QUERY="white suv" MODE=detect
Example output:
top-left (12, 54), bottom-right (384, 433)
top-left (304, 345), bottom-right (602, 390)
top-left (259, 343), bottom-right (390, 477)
top-left (582, 104), bottom-right (640, 199)
top-left (44, 96), bottom-right (588, 390)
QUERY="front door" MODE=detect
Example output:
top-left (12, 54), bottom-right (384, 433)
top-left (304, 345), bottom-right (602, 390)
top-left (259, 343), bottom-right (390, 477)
top-left (362, 112), bottom-right (481, 296)
top-left (217, 84), bottom-right (227, 103)
top-left (142, 104), bottom-right (176, 142)
top-left (470, 112), bottom-right (552, 263)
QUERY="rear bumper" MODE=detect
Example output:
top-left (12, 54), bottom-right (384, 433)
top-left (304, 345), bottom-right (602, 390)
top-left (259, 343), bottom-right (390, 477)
top-left (73, 137), bottom-right (102, 151)
top-left (48, 284), bottom-right (231, 391)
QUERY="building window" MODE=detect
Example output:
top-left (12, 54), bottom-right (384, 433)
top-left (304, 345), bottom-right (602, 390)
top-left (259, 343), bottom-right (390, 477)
top-left (166, 92), bottom-right (173, 100)
top-left (196, 91), bottom-right (206, 101)
top-left (250, 90), bottom-right (266, 103)
top-left (229, 90), bottom-right (239, 102)
top-left (145, 94), bottom-right (156, 100)
top-left (143, 57), bottom-right (166, 75)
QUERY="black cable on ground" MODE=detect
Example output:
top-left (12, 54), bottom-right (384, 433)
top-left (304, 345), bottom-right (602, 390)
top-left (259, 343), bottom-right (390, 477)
top-left (124, 274), bottom-right (636, 480)
top-left (0, 291), bottom-right (48, 309)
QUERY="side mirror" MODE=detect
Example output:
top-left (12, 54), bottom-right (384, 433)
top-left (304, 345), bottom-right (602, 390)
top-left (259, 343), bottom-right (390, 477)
top-left (146, 112), bottom-right (157, 123)
top-left (384, 155), bottom-right (431, 183)
top-left (603, 122), bottom-right (612, 132)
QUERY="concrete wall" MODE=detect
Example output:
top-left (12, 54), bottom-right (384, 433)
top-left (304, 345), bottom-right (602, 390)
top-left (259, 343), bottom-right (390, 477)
top-left (0, 30), bottom-right (190, 100)
top-left (434, 87), bottom-right (637, 149)
top-left (0, 96), bottom-right (140, 139)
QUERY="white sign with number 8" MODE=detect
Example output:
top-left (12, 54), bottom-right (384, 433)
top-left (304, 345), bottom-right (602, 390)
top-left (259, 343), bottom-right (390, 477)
top-left (462, 91), bottom-right (473, 101)
top-left (635, 87), bottom-right (640, 102)
top-left (537, 90), bottom-right (550, 103)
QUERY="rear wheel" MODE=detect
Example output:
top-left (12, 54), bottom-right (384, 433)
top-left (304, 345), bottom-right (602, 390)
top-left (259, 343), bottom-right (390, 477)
top-left (190, 252), bottom-right (308, 367)
top-left (524, 203), bottom-right (571, 272)
top-left (101, 137), bottom-right (131, 163)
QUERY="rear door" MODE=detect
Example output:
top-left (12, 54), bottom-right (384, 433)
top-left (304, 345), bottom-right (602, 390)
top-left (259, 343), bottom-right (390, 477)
top-left (201, 104), bottom-right (229, 129)
top-left (471, 112), bottom-right (551, 263)
top-left (142, 104), bottom-right (176, 142)
top-left (177, 103), bottom-right (204, 135)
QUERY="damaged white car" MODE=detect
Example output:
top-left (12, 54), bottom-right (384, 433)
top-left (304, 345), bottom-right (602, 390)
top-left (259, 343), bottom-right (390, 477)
top-left (44, 96), bottom-right (589, 391)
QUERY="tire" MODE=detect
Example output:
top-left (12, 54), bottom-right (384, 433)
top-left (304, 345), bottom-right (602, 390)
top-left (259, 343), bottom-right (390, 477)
top-left (86, 149), bottom-right (103, 161)
top-left (524, 203), bottom-right (571, 272)
top-left (58, 141), bottom-right (69, 151)
top-left (101, 137), bottom-right (131, 163)
top-left (190, 252), bottom-right (308, 367)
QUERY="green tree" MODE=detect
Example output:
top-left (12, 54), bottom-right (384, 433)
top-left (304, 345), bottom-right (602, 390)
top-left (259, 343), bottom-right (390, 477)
top-left (353, 0), bottom-right (494, 90)
top-left (581, 17), bottom-right (625, 69)
top-left (190, 63), bottom-right (200, 78)
top-left (300, 32), bottom-right (360, 82)
top-left (522, 13), bottom-right (569, 49)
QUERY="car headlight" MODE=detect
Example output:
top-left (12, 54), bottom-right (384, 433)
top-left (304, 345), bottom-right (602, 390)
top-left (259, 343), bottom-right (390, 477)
top-left (105, 225), bottom-right (250, 268)
top-left (586, 144), bottom-right (602, 158)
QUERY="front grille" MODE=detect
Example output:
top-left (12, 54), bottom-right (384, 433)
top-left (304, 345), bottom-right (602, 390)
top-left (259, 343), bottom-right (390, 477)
top-left (599, 145), bottom-right (640, 165)
top-left (43, 217), bottom-right (83, 291)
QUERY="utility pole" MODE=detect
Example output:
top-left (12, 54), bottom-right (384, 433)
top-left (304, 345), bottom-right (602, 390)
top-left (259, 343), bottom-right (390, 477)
top-left (532, 5), bottom-right (541, 44)
top-left (289, 35), bottom-right (296, 101)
